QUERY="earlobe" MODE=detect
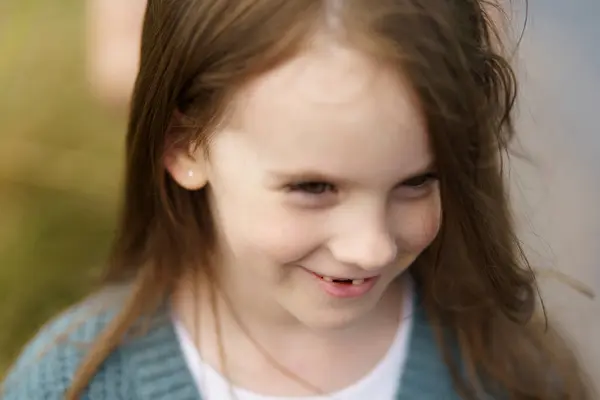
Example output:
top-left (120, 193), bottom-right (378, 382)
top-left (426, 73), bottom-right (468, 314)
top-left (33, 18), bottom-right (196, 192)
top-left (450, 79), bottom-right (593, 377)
top-left (164, 142), bottom-right (209, 191)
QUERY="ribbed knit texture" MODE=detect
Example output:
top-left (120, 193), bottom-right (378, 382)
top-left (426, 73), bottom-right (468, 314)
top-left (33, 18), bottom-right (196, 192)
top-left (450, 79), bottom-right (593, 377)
top-left (2, 286), bottom-right (463, 400)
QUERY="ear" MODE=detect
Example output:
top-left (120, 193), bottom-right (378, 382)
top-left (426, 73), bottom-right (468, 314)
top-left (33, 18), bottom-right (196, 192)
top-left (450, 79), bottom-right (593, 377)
top-left (164, 113), bottom-right (209, 191)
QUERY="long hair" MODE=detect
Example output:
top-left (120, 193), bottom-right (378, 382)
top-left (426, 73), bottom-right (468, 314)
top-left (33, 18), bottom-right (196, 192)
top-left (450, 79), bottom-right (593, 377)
top-left (67, 0), bottom-right (592, 398)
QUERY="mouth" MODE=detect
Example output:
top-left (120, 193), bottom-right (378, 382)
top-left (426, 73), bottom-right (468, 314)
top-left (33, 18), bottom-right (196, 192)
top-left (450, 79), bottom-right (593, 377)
top-left (313, 273), bottom-right (373, 286)
top-left (305, 269), bottom-right (380, 298)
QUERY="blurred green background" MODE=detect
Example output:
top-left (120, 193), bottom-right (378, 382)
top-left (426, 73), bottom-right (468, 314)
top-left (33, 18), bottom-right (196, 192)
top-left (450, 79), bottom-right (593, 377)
top-left (0, 0), bottom-right (127, 374)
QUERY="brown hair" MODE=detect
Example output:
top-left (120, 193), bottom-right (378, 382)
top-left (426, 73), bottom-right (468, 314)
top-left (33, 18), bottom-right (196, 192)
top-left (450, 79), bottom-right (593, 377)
top-left (67, 0), bottom-right (592, 398)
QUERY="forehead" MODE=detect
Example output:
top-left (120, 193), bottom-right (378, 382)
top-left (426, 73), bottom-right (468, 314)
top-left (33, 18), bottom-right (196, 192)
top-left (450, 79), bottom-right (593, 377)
top-left (220, 40), bottom-right (431, 180)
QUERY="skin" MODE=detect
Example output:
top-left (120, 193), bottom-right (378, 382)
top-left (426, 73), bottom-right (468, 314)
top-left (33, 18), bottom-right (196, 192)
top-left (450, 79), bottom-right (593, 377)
top-left (168, 38), bottom-right (442, 396)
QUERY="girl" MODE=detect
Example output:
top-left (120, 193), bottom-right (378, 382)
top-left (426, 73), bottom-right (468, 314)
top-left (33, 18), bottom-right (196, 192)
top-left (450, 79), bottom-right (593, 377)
top-left (2, 0), bottom-right (593, 399)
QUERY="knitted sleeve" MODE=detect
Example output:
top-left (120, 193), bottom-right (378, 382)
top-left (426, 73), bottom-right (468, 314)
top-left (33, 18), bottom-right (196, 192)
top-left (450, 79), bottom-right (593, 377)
top-left (1, 289), bottom-right (131, 400)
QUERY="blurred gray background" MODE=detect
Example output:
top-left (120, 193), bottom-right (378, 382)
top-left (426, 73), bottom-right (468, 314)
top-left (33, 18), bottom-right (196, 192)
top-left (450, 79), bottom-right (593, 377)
top-left (509, 0), bottom-right (600, 383)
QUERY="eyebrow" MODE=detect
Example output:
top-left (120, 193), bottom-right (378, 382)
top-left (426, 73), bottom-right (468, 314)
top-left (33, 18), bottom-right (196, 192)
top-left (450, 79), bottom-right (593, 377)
top-left (267, 160), bottom-right (436, 184)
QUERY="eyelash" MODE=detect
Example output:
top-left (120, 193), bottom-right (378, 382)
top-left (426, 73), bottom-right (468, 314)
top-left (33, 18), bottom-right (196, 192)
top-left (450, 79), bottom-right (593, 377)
top-left (286, 173), bottom-right (438, 196)
top-left (286, 182), bottom-right (336, 195)
top-left (402, 173), bottom-right (438, 189)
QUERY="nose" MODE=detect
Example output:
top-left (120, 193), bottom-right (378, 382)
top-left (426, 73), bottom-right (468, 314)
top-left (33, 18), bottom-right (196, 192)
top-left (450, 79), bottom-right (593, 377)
top-left (328, 211), bottom-right (397, 272)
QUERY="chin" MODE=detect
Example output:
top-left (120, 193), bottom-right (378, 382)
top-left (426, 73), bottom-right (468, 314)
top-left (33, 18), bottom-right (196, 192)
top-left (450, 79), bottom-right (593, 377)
top-left (292, 297), bottom-right (380, 332)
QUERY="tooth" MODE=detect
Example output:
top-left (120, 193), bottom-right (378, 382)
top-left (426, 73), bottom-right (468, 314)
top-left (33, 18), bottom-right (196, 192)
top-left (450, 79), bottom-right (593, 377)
top-left (352, 279), bottom-right (365, 285)
top-left (322, 276), bottom-right (333, 282)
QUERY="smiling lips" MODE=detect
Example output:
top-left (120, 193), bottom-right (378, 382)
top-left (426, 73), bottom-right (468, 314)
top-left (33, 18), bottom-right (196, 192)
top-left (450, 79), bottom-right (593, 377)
top-left (317, 274), bottom-right (370, 286)
top-left (306, 269), bottom-right (380, 298)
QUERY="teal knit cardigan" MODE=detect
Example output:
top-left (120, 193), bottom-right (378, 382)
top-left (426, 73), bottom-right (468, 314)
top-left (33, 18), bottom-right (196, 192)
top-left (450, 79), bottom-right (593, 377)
top-left (2, 286), bottom-right (465, 400)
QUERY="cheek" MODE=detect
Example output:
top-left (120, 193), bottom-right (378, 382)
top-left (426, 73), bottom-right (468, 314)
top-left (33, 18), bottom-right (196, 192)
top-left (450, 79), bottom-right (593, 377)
top-left (215, 194), bottom-right (324, 264)
top-left (249, 215), bottom-right (323, 263)
top-left (394, 194), bottom-right (441, 253)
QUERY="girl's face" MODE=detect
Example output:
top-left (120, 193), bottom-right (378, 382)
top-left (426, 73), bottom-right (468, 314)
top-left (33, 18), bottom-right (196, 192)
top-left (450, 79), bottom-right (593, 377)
top-left (169, 40), bottom-right (441, 330)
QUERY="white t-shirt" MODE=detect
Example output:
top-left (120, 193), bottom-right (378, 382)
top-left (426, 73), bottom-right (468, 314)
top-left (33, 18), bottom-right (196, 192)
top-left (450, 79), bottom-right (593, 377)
top-left (174, 278), bottom-right (413, 400)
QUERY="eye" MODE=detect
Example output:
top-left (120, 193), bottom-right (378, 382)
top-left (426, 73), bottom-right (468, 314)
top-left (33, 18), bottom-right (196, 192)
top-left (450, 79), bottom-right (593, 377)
top-left (286, 181), bottom-right (337, 195)
top-left (394, 173), bottom-right (438, 199)
top-left (402, 173), bottom-right (437, 188)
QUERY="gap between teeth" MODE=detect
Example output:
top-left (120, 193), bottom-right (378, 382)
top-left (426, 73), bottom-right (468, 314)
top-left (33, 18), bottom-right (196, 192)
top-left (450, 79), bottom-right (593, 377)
top-left (321, 276), bottom-right (365, 285)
